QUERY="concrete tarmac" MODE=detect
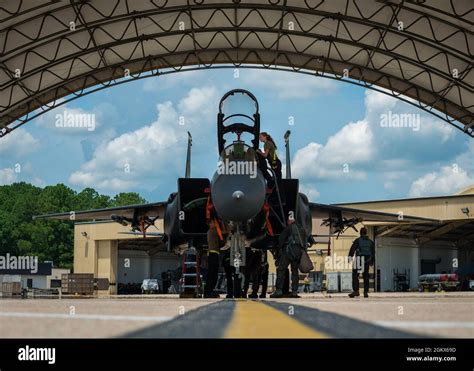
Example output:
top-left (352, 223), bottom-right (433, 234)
top-left (0, 292), bottom-right (472, 338)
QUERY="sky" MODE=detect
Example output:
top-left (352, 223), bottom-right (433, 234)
top-left (1, 68), bottom-right (473, 204)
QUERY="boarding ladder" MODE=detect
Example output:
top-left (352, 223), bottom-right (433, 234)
top-left (179, 246), bottom-right (202, 298)
top-left (266, 168), bottom-right (287, 230)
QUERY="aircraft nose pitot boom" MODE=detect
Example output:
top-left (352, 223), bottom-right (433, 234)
top-left (211, 160), bottom-right (266, 222)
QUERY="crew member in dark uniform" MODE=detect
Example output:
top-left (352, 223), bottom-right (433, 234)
top-left (223, 247), bottom-right (242, 299)
top-left (243, 248), bottom-right (260, 298)
top-left (161, 270), bottom-right (172, 294)
top-left (253, 250), bottom-right (269, 298)
top-left (348, 227), bottom-right (375, 298)
top-left (259, 253), bottom-right (269, 298)
top-left (271, 218), bottom-right (306, 298)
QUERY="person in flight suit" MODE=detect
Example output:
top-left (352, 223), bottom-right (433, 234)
top-left (243, 248), bottom-right (269, 299)
top-left (253, 250), bottom-right (269, 299)
top-left (271, 218), bottom-right (307, 298)
top-left (257, 132), bottom-right (282, 187)
top-left (203, 219), bottom-right (222, 298)
top-left (348, 227), bottom-right (375, 298)
top-left (242, 247), bottom-right (260, 299)
top-left (222, 247), bottom-right (242, 299)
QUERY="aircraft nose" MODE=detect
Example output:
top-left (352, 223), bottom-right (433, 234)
top-left (232, 190), bottom-right (244, 200)
top-left (211, 171), bottom-right (266, 222)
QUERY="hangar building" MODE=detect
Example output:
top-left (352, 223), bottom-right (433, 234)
top-left (73, 187), bottom-right (474, 295)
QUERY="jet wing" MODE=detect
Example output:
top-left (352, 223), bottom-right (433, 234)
top-left (310, 203), bottom-right (439, 223)
top-left (33, 202), bottom-right (166, 222)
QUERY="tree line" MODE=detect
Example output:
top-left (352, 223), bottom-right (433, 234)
top-left (0, 182), bottom-right (146, 269)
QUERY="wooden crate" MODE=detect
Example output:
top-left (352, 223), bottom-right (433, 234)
top-left (61, 273), bottom-right (94, 295)
top-left (2, 282), bottom-right (22, 296)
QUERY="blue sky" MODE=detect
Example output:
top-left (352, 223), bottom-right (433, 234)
top-left (1, 68), bottom-right (473, 204)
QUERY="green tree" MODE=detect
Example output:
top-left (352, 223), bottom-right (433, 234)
top-left (75, 188), bottom-right (111, 210)
top-left (111, 192), bottom-right (147, 207)
top-left (0, 183), bottom-right (147, 269)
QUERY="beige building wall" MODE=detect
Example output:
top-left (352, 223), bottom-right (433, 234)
top-left (339, 195), bottom-right (474, 221)
top-left (96, 240), bottom-right (118, 294)
top-left (74, 221), bottom-right (161, 294)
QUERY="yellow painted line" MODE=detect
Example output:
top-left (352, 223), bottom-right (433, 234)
top-left (224, 300), bottom-right (328, 338)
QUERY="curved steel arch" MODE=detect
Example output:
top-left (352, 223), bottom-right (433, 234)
top-left (0, 0), bottom-right (472, 138)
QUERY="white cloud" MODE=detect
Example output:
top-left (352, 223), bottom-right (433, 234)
top-left (34, 102), bottom-right (121, 137)
top-left (409, 166), bottom-right (474, 197)
top-left (178, 86), bottom-right (217, 117)
top-left (364, 87), bottom-right (398, 115)
top-left (241, 69), bottom-right (337, 99)
top-left (0, 168), bottom-right (17, 185)
top-left (408, 141), bottom-right (474, 197)
top-left (292, 120), bottom-right (372, 180)
top-left (299, 184), bottom-right (320, 200)
top-left (450, 139), bottom-right (474, 171)
top-left (0, 162), bottom-right (43, 186)
top-left (365, 89), bottom-right (455, 145)
top-left (382, 170), bottom-right (409, 191)
top-left (291, 88), bottom-right (461, 196)
top-left (320, 120), bottom-right (373, 164)
top-left (69, 101), bottom-right (180, 191)
top-left (68, 87), bottom-right (219, 192)
top-left (420, 118), bottom-right (454, 143)
top-left (0, 128), bottom-right (39, 156)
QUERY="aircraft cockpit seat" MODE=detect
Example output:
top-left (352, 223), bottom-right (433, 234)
top-left (220, 142), bottom-right (257, 163)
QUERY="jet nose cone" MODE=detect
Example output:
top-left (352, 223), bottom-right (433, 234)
top-left (232, 190), bottom-right (244, 200)
top-left (211, 171), bottom-right (266, 222)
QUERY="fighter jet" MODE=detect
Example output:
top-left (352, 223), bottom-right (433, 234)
top-left (34, 89), bottom-right (436, 273)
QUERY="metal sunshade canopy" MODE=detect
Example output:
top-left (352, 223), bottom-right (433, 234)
top-left (0, 0), bottom-right (472, 138)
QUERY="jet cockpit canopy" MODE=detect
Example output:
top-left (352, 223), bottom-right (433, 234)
top-left (217, 89), bottom-right (260, 154)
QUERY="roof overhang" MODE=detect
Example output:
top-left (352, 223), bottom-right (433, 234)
top-left (375, 219), bottom-right (474, 245)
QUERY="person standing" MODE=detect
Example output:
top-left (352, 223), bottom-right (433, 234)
top-left (204, 220), bottom-right (222, 298)
top-left (271, 218), bottom-right (306, 298)
top-left (245, 249), bottom-right (269, 299)
top-left (257, 132), bottom-right (282, 186)
top-left (348, 227), bottom-right (375, 298)
top-left (223, 249), bottom-right (242, 299)
top-left (243, 248), bottom-right (260, 299)
top-left (161, 270), bottom-right (171, 294)
top-left (303, 275), bottom-right (311, 293)
top-left (258, 250), bottom-right (269, 298)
